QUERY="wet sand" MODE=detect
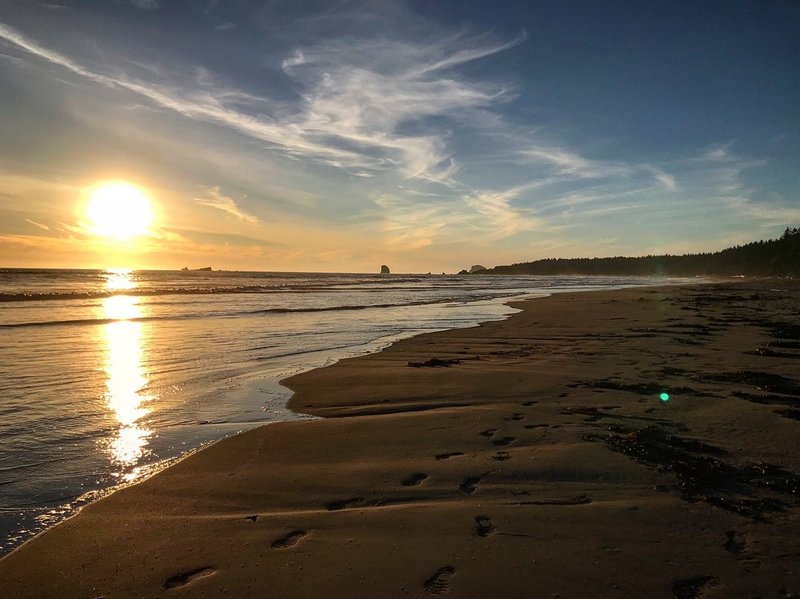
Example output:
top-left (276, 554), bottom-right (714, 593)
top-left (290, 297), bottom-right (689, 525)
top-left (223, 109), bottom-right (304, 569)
top-left (1, 281), bottom-right (799, 597)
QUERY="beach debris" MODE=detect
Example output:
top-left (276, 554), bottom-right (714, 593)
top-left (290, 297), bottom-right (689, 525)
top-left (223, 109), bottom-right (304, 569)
top-left (775, 409), bottom-right (800, 420)
top-left (749, 346), bottom-right (800, 359)
top-left (570, 378), bottom-right (713, 397)
top-left (699, 371), bottom-right (800, 396)
top-left (407, 357), bottom-right (462, 368)
top-left (423, 565), bottom-right (456, 595)
top-left (582, 425), bottom-right (800, 519)
top-left (730, 390), bottom-right (800, 407)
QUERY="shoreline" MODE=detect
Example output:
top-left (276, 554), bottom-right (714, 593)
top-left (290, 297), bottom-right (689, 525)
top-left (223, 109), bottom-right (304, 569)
top-left (1, 280), bottom-right (799, 597)
top-left (0, 278), bottom-right (652, 555)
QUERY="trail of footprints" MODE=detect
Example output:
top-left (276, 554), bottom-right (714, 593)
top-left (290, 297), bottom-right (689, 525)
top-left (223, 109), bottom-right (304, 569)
top-left (217, 404), bottom-right (600, 595)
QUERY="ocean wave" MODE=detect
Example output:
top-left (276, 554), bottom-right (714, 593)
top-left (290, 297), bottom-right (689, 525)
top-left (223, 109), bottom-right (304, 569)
top-left (0, 297), bottom-right (477, 328)
top-left (0, 279), bottom-right (467, 303)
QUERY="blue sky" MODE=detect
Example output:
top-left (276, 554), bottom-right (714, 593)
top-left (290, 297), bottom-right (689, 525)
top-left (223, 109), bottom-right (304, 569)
top-left (0, 0), bottom-right (797, 271)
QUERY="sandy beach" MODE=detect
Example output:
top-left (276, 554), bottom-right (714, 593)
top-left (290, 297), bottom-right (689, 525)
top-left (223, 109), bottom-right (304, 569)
top-left (1, 281), bottom-right (799, 598)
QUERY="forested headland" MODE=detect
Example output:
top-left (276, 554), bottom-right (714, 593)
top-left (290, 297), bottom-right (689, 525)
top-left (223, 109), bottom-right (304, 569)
top-left (484, 228), bottom-right (800, 276)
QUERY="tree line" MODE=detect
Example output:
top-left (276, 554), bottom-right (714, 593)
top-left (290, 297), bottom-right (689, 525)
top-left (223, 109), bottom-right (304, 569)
top-left (485, 228), bottom-right (800, 276)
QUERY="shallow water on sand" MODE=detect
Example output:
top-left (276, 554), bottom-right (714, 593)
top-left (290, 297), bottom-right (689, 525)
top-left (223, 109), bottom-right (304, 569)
top-left (0, 269), bottom-right (685, 553)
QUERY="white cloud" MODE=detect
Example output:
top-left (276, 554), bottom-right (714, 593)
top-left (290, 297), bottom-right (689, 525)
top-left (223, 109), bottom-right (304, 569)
top-left (462, 183), bottom-right (548, 239)
top-left (194, 186), bottom-right (259, 224)
top-left (645, 166), bottom-right (678, 191)
top-left (0, 23), bottom-right (515, 185)
top-left (521, 144), bottom-right (679, 192)
top-left (522, 145), bottom-right (626, 179)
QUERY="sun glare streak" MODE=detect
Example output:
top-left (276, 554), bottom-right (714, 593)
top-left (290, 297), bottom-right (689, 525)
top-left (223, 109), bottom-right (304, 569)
top-left (87, 181), bottom-right (154, 240)
top-left (100, 271), bottom-right (153, 478)
top-left (106, 269), bottom-right (135, 291)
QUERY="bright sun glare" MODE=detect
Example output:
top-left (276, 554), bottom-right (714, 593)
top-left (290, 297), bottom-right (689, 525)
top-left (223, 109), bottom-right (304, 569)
top-left (87, 182), bottom-right (153, 239)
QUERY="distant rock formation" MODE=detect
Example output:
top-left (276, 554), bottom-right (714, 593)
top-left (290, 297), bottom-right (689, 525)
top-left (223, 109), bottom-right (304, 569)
top-left (469, 265), bottom-right (487, 273)
top-left (380, 265), bottom-right (390, 274)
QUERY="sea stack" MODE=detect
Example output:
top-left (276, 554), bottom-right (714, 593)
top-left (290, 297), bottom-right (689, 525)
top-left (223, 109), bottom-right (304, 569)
top-left (469, 265), bottom-right (487, 273)
top-left (380, 265), bottom-right (390, 274)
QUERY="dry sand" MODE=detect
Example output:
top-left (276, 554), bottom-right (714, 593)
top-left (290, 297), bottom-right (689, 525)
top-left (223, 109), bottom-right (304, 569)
top-left (1, 281), bottom-right (799, 598)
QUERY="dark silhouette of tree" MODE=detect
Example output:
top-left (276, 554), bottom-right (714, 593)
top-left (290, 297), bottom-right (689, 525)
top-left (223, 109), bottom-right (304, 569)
top-left (484, 228), bottom-right (800, 276)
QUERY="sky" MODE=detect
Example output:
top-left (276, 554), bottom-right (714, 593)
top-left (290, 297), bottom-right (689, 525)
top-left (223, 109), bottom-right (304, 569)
top-left (0, 0), bottom-right (798, 273)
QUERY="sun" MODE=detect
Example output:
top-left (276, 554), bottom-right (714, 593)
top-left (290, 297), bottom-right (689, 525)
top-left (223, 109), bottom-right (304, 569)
top-left (87, 181), bottom-right (154, 239)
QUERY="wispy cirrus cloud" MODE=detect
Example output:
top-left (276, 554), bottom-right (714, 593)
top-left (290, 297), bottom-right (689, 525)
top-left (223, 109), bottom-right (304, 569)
top-left (194, 186), bottom-right (259, 224)
top-left (130, 0), bottom-right (159, 10)
top-left (462, 184), bottom-right (547, 239)
top-left (0, 22), bottom-right (517, 185)
top-left (24, 218), bottom-right (50, 230)
top-left (521, 144), bottom-right (678, 191)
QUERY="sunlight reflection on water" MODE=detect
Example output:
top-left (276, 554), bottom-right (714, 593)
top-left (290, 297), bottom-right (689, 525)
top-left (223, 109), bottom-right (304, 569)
top-left (101, 273), bottom-right (153, 481)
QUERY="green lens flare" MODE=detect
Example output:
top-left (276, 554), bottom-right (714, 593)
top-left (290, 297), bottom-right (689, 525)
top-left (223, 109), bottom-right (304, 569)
top-left (660, 392), bottom-right (670, 402)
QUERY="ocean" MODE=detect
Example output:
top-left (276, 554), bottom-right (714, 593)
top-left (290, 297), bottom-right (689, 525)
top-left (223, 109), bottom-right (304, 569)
top-left (0, 269), bottom-right (682, 553)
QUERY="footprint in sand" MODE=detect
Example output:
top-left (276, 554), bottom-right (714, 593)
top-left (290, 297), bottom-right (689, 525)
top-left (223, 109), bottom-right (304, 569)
top-left (402, 472), bottom-right (428, 487)
top-left (724, 531), bottom-right (747, 554)
top-left (475, 516), bottom-right (497, 537)
top-left (271, 530), bottom-right (308, 549)
top-left (479, 428), bottom-right (497, 438)
top-left (163, 567), bottom-right (215, 590)
top-left (521, 400), bottom-right (538, 406)
top-left (435, 451), bottom-right (464, 461)
top-left (491, 450), bottom-right (511, 461)
top-left (505, 413), bottom-right (525, 421)
top-left (424, 566), bottom-right (456, 595)
top-left (672, 575), bottom-right (717, 599)
top-left (459, 476), bottom-right (482, 494)
top-left (492, 436), bottom-right (516, 447)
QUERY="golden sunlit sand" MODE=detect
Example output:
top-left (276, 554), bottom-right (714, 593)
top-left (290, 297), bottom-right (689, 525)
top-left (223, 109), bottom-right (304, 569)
top-left (1, 281), bottom-right (799, 597)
